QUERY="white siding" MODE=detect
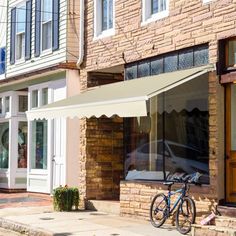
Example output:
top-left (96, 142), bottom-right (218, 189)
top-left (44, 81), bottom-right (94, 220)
top-left (0, 0), bottom-right (7, 48)
top-left (6, 0), bottom-right (68, 78)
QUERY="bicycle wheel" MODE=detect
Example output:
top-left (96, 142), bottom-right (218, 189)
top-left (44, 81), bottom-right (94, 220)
top-left (150, 193), bottom-right (168, 228)
top-left (176, 196), bottom-right (196, 234)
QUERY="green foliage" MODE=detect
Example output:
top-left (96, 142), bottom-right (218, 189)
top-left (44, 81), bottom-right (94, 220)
top-left (53, 186), bottom-right (80, 211)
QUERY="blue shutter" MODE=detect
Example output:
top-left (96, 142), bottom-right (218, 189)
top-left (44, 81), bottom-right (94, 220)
top-left (52, 0), bottom-right (59, 51)
top-left (25, 0), bottom-right (32, 60)
top-left (10, 8), bottom-right (16, 65)
top-left (35, 0), bottom-right (41, 57)
top-left (0, 47), bottom-right (6, 75)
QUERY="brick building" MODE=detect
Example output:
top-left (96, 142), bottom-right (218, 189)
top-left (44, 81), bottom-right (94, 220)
top-left (28, 0), bottom-right (236, 221)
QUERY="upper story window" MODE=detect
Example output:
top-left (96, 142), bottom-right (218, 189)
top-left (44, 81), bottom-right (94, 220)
top-left (142, 0), bottom-right (169, 25)
top-left (16, 5), bottom-right (26, 61)
top-left (226, 39), bottom-right (236, 68)
top-left (0, 47), bottom-right (5, 75)
top-left (94, 0), bottom-right (115, 39)
top-left (10, 0), bottom-right (32, 65)
top-left (42, 0), bottom-right (52, 51)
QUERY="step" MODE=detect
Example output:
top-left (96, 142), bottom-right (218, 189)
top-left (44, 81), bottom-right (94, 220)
top-left (192, 224), bottom-right (236, 236)
top-left (86, 200), bottom-right (120, 215)
top-left (215, 216), bottom-right (236, 229)
top-left (217, 205), bottom-right (236, 218)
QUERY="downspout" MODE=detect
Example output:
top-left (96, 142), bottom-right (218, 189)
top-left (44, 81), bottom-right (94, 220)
top-left (76, 0), bottom-right (84, 69)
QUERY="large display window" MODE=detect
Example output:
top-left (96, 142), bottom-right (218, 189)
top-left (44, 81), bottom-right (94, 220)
top-left (0, 122), bottom-right (9, 169)
top-left (124, 74), bottom-right (209, 184)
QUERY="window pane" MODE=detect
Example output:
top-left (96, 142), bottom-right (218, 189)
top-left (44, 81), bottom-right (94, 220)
top-left (164, 53), bottom-right (178, 72)
top-left (125, 64), bottom-right (137, 80)
top-left (32, 90), bottom-right (38, 108)
top-left (16, 33), bottom-right (25, 60)
top-left (152, 0), bottom-right (158, 14)
top-left (18, 122), bottom-right (28, 168)
top-left (138, 61), bottom-right (150, 78)
top-left (228, 41), bottom-right (236, 66)
top-left (42, 88), bottom-right (48, 105)
top-left (42, 21), bottom-right (52, 51)
top-left (42, 0), bottom-right (52, 22)
top-left (16, 7), bottom-right (26, 33)
top-left (5, 96), bottom-right (10, 113)
top-left (164, 74), bottom-right (209, 184)
top-left (31, 120), bottom-right (48, 169)
top-left (178, 48), bottom-right (194, 70)
top-left (102, 0), bottom-right (108, 31)
top-left (194, 45), bottom-right (209, 66)
top-left (151, 58), bottom-right (164, 75)
top-left (109, 0), bottom-right (113, 29)
top-left (19, 95), bottom-right (28, 112)
top-left (0, 122), bottom-right (9, 169)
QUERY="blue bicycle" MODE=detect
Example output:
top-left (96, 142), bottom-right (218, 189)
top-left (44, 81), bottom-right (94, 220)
top-left (150, 174), bottom-right (197, 234)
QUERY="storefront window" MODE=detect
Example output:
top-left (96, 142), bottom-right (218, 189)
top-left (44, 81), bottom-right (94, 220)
top-left (5, 96), bottom-right (10, 113)
top-left (31, 120), bottom-right (47, 169)
top-left (124, 74), bottom-right (209, 184)
top-left (0, 122), bottom-right (9, 168)
top-left (19, 95), bottom-right (28, 112)
top-left (18, 122), bottom-right (27, 168)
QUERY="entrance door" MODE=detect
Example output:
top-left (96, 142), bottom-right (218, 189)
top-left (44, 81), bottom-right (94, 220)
top-left (226, 84), bottom-right (236, 203)
top-left (52, 118), bottom-right (66, 189)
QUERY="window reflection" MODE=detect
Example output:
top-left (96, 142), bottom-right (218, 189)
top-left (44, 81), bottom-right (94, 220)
top-left (31, 120), bottom-right (48, 169)
top-left (18, 122), bottom-right (27, 168)
top-left (0, 122), bottom-right (9, 169)
top-left (124, 74), bottom-right (209, 184)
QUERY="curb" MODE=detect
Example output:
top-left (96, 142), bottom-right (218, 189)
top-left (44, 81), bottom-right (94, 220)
top-left (0, 217), bottom-right (53, 236)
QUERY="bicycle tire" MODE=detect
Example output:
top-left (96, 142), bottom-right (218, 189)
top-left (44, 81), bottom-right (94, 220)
top-left (176, 196), bottom-right (196, 235)
top-left (150, 193), bottom-right (168, 228)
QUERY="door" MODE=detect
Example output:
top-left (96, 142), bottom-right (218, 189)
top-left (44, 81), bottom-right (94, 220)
top-left (52, 117), bottom-right (66, 189)
top-left (226, 84), bottom-right (236, 203)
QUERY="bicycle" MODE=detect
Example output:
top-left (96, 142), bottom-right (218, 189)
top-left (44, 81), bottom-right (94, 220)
top-left (150, 174), bottom-right (198, 234)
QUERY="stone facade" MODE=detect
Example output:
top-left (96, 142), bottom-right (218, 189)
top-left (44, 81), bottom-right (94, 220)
top-left (78, 0), bottom-right (231, 220)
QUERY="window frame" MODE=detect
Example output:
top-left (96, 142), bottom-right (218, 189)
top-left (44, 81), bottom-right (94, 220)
top-left (142, 0), bottom-right (169, 25)
top-left (41, 0), bottom-right (53, 53)
top-left (94, 0), bottom-right (115, 40)
top-left (15, 2), bottom-right (26, 62)
top-left (225, 37), bottom-right (236, 69)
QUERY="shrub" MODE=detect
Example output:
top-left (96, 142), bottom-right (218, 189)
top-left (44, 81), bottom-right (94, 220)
top-left (53, 185), bottom-right (80, 211)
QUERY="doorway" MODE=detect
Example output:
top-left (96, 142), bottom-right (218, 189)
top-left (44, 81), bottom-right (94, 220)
top-left (226, 83), bottom-right (236, 203)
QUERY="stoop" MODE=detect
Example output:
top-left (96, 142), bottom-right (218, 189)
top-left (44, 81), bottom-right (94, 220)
top-left (86, 200), bottom-right (120, 215)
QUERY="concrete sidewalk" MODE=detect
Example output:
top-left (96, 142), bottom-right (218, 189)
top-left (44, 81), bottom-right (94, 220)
top-left (0, 206), bottom-right (183, 236)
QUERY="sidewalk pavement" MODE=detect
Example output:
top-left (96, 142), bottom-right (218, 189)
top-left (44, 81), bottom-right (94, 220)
top-left (0, 205), bottom-right (183, 236)
top-left (0, 192), bottom-right (183, 236)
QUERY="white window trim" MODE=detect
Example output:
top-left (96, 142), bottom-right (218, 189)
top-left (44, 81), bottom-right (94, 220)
top-left (141, 0), bottom-right (169, 26)
top-left (203, 0), bottom-right (213, 4)
top-left (15, 2), bottom-right (26, 62)
top-left (41, 0), bottom-right (53, 52)
top-left (94, 0), bottom-right (115, 40)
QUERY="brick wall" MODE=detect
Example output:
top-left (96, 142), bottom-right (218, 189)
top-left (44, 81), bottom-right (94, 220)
top-left (82, 0), bottom-right (236, 71)
top-left (120, 180), bottom-right (217, 224)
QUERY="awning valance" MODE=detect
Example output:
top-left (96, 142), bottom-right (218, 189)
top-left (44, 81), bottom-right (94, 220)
top-left (26, 65), bottom-right (214, 121)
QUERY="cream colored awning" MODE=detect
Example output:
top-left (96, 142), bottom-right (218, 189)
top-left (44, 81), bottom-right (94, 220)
top-left (26, 65), bottom-right (214, 121)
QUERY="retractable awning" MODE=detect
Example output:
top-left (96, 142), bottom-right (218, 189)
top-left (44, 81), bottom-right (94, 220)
top-left (26, 65), bottom-right (214, 121)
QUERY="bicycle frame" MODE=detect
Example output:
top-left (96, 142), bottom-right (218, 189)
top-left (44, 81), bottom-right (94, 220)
top-left (166, 183), bottom-right (188, 216)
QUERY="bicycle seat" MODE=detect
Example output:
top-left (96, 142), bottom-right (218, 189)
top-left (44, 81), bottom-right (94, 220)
top-left (163, 181), bottom-right (174, 186)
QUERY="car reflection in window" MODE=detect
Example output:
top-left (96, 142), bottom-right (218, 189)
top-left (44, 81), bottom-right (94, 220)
top-left (125, 140), bottom-right (209, 183)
